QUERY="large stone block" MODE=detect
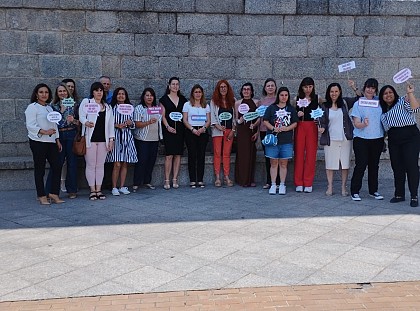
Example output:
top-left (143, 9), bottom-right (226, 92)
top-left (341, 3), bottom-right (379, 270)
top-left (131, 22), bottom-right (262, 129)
top-left (0, 0), bottom-right (22, 7)
top-left (145, 0), bottom-right (194, 12)
top-left (206, 36), bottom-right (259, 57)
top-left (121, 57), bottom-right (159, 79)
top-left (134, 34), bottom-right (188, 57)
top-left (118, 12), bottom-right (159, 33)
top-left (158, 13), bottom-right (176, 33)
top-left (95, 0), bottom-right (145, 11)
top-left (63, 33), bottom-right (134, 55)
top-left (0, 10), bottom-right (5, 29)
top-left (0, 142), bottom-right (21, 157)
top-left (102, 56), bottom-right (121, 78)
top-left (372, 58), bottom-right (400, 83)
top-left (406, 17), bottom-right (420, 37)
top-left (308, 36), bottom-right (337, 57)
top-left (39, 55), bottom-right (102, 78)
top-left (337, 37), bottom-right (364, 58)
top-left (229, 15), bottom-right (283, 35)
top-left (284, 16), bottom-right (354, 36)
top-left (177, 14), bottom-right (228, 34)
top-left (245, 0), bottom-right (296, 14)
top-left (322, 58), bottom-right (374, 80)
top-left (365, 36), bottom-right (420, 58)
top-left (60, 0), bottom-right (94, 9)
top-left (2, 120), bottom-right (27, 143)
top-left (297, 0), bottom-right (328, 15)
top-left (86, 11), bottom-right (118, 32)
top-left (28, 31), bottom-right (62, 54)
top-left (188, 35), bottom-right (208, 56)
top-left (260, 36), bottom-right (307, 57)
top-left (355, 17), bottom-right (406, 36)
top-left (6, 9), bottom-right (60, 30)
top-left (0, 55), bottom-right (39, 78)
top-left (370, 0), bottom-right (420, 16)
top-left (235, 58), bottom-right (273, 79)
top-left (273, 58), bottom-right (324, 79)
top-left (15, 99), bottom-right (28, 121)
top-left (22, 0), bottom-right (60, 8)
top-left (0, 30), bottom-right (26, 53)
top-left (59, 11), bottom-right (85, 31)
top-left (0, 100), bottom-right (16, 120)
top-left (178, 57), bottom-right (235, 79)
top-left (158, 57), bottom-right (180, 81)
top-left (196, 0), bottom-right (244, 13)
top-left (329, 0), bottom-right (369, 15)
top-left (399, 58), bottom-right (420, 76)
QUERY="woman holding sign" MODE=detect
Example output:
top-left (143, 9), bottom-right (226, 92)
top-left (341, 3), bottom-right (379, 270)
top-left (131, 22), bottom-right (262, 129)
top-left (263, 87), bottom-right (298, 195)
top-left (160, 77), bottom-right (188, 190)
top-left (183, 85), bottom-right (211, 188)
top-left (235, 82), bottom-right (259, 187)
top-left (106, 87), bottom-right (137, 196)
top-left (25, 83), bottom-right (64, 205)
top-left (319, 83), bottom-right (354, 197)
top-left (79, 82), bottom-right (115, 200)
top-left (210, 80), bottom-right (236, 187)
top-left (379, 83), bottom-right (420, 207)
top-left (46, 83), bottom-right (80, 199)
top-left (294, 77), bottom-right (322, 193)
top-left (133, 87), bottom-right (162, 192)
top-left (350, 78), bottom-right (384, 201)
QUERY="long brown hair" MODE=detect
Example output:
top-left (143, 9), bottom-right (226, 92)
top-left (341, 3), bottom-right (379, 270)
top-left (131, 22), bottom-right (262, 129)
top-left (212, 80), bottom-right (235, 109)
top-left (189, 84), bottom-right (206, 108)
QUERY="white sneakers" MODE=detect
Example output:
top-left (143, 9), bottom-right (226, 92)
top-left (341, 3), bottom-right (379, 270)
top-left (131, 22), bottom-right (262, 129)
top-left (304, 186), bottom-right (313, 193)
top-left (268, 184), bottom-right (286, 195)
top-left (278, 184), bottom-right (286, 195)
top-left (269, 185), bottom-right (277, 195)
top-left (112, 187), bottom-right (130, 196)
top-left (295, 186), bottom-right (303, 192)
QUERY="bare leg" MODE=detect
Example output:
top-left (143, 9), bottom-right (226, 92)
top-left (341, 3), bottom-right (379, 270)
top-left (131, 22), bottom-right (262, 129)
top-left (341, 168), bottom-right (349, 196)
top-left (120, 162), bottom-right (128, 187)
top-left (326, 169), bottom-right (333, 195)
top-left (112, 162), bottom-right (121, 188)
top-left (172, 155), bottom-right (181, 180)
top-left (279, 159), bottom-right (288, 183)
top-left (270, 159), bottom-right (279, 183)
top-left (164, 155), bottom-right (173, 181)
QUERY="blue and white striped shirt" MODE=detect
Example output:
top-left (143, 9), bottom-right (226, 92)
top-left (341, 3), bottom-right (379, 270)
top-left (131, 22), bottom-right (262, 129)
top-left (381, 96), bottom-right (419, 132)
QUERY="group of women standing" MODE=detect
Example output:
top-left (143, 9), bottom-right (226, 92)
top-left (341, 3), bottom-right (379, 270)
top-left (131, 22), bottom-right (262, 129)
top-left (25, 76), bottom-right (420, 208)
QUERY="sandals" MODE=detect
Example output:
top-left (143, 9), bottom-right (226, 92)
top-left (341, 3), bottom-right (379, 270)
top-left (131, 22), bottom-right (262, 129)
top-left (198, 182), bottom-right (205, 188)
top-left (96, 192), bottom-right (106, 200)
top-left (224, 177), bottom-right (234, 187)
top-left (163, 180), bottom-right (170, 190)
top-left (132, 186), bottom-right (138, 193)
top-left (89, 192), bottom-right (97, 201)
top-left (172, 179), bottom-right (179, 189)
top-left (190, 182), bottom-right (196, 189)
top-left (262, 184), bottom-right (270, 189)
top-left (214, 179), bottom-right (222, 187)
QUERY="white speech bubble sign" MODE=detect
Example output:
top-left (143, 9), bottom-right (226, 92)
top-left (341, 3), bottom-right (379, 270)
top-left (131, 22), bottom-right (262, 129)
top-left (243, 111), bottom-right (260, 122)
top-left (117, 104), bottom-right (134, 116)
top-left (310, 107), bottom-right (324, 119)
top-left (256, 105), bottom-right (267, 117)
top-left (297, 98), bottom-right (309, 108)
top-left (47, 111), bottom-right (62, 124)
top-left (238, 103), bottom-right (250, 114)
top-left (219, 112), bottom-right (232, 122)
top-left (62, 98), bottom-right (75, 108)
top-left (275, 109), bottom-right (288, 118)
top-left (338, 61), bottom-right (356, 73)
top-left (83, 101), bottom-right (100, 115)
top-left (169, 111), bottom-right (182, 122)
top-left (359, 99), bottom-right (379, 108)
top-left (393, 68), bottom-right (412, 84)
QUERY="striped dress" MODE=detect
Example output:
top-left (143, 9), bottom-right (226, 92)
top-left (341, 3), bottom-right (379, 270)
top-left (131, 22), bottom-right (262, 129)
top-left (106, 104), bottom-right (138, 163)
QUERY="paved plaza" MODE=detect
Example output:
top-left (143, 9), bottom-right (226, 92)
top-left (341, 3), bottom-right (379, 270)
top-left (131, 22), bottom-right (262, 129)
top-left (0, 180), bottom-right (419, 309)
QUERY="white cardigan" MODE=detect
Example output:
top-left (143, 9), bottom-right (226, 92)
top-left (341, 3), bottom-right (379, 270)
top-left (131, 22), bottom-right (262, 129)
top-left (79, 98), bottom-right (115, 149)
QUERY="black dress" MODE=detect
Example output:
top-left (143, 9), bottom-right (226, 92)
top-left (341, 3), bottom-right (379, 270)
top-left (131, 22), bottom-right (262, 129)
top-left (160, 94), bottom-right (187, 155)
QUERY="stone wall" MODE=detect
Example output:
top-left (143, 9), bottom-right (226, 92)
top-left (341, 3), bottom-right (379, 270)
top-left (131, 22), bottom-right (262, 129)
top-left (0, 0), bottom-right (419, 157)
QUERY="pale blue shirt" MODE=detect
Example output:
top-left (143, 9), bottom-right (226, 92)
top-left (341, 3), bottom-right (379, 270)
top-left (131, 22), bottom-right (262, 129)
top-left (351, 96), bottom-right (384, 139)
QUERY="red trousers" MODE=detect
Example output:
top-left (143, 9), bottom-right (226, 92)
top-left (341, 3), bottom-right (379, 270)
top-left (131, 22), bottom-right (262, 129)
top-left (294, 121), bottom-right (318, 187)
top-left (212, 129), bottom-right (233, 177)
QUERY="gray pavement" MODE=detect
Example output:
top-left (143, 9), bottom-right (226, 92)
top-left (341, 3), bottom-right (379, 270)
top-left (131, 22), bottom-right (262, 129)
top-left (0, 180), bottom-right (419, 302)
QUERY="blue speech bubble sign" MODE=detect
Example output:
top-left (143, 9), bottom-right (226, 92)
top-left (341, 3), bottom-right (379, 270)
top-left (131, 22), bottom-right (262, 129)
top-left (310, 107), bottom-right (324, 119)
top-left (243, 111), bottom-right (260, 122)
top-left (169, 111), bottom-right (183, 122)
top-left (256, 105), bottom-right (267, 117)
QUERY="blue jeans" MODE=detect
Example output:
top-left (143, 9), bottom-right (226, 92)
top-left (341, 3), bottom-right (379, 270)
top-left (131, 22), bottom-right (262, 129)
top-left (46, 129), bottom-right (78, 194)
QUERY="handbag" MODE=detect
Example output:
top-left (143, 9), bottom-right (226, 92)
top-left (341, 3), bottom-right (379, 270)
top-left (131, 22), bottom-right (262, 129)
top-left (262, 133), bottom-right (278, 146)
top-left (72, 126), bottom-right (86, 156)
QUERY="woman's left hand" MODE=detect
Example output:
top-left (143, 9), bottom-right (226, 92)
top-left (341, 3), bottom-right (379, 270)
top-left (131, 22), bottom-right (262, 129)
top-left (107, 140), bottom-right (114, 152)
top-left (251, 132), bottom-right (258, 141)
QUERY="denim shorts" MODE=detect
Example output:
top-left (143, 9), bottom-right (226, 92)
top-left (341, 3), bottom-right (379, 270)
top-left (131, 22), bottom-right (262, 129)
top-left (265, 143), bottom-right (293, 159)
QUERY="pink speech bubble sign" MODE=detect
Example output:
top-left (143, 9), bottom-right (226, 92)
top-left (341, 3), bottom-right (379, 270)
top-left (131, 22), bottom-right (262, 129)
top-left (117, 104), bottom-right (134, 116)
top-left (393, 68), bottom-right (412, 84)
top-left (83, 101), bottom-right (100, 115)
top-left (147, 106), bottom-right (162, 115)
top-left (297, 98), bottom-right (309, 108)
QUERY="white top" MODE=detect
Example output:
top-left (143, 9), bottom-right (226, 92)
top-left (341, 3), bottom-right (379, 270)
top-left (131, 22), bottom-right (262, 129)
top-left (133, 105), bottom-right (162, 141)
top-left (328, 108), bottom-right (345, 141)
top-left (182, 101), bottom-right (210, 126)
top-left (25, 102), bottom-right (59, 143)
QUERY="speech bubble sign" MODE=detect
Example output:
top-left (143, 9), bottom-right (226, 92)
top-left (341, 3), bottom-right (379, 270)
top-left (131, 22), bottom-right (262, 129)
top-left (275, 109), bottom-right (288, 118)
top-left (238, 103), bottom-right (250, 114)
top-left (338, 61), bottom-right (356, 73)
top-left (219, 112), bottom-right (232, 122)
top-left (297, 98), bottom-right (309, 108)
top-left (393, 68), bottom-right (412, 84)
top-left (83, 101), bottom-right (100, 115)
top-left (310, 107), bottom-right (324, 119)
top-left (243, 111), bottom-right (260, 122)
top-left (169, 111), bottom-right (182, 122)
top-left (147, 106), bottom-right (162, 115)
top-left (117, 104), bottom-right (134, 116)
top-left (359, 99), bottom-right (379, 108)
top-left (47, 111), bottom-right (62, 124)
top-left (256, 105), bottom-right (267, 117)
top-left (62, 98), bottom-right (75, 108)
top-left (191, 115), bottom-right (207, 122)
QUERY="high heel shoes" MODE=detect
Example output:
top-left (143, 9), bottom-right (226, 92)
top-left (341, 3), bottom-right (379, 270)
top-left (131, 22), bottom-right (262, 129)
top-left (172, 179), bottom-right (179, 189)
top-left (163, 180), bottom-right (170, 190)
top-left (38, 196), bottom-right (51, 205)
top-left (48, 194), bottom-right (65, 204)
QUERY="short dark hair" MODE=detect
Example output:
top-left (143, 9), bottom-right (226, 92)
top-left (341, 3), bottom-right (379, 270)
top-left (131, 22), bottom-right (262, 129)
top-left (262, 78), bottom-right (277, 97)
top-left (140, 87), bottom-right (157, 107)
top-left (324, 83), bottom-right (344, 108)
top-left (240, 82), bottom-right (254, 99)
top-left (273, 87), bottom-right (291, 106)
top-left (31, 83), bottom-right (52, 103)
top-left (110, 87), bottom-right (131, 107)
top-left (297, 77), bottom-right (316, 101)
top-left (89, 82), bottom-right (106, 103)
top-left (363, 78), bottom-right (379, 93)
top-left (165, 77), bottom-right (182, 96)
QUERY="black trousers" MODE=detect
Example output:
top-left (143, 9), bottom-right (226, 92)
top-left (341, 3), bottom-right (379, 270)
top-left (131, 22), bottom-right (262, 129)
top-left (185, 130), bottom-right (208, 183)
top-left (29, 139), bottom-right (61, 197)
top-left (388, 125), bottom-right (420, 199)
top-left (350, 137), bottom-right (384, 195)
top-left (133, 139), bottom-right (159, 186)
